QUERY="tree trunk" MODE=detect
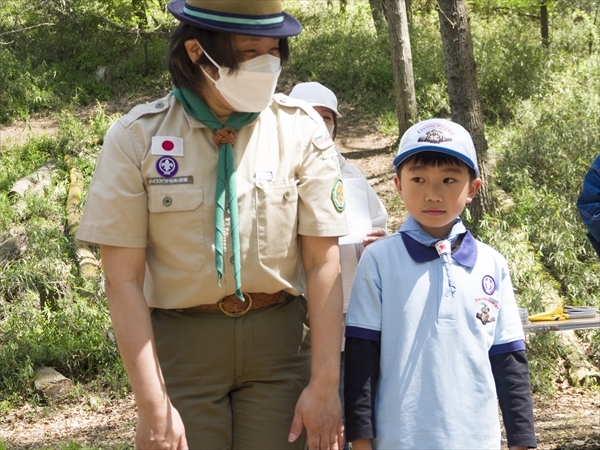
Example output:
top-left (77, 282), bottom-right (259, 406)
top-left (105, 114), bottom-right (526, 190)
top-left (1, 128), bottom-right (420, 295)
top-left (540, 2), bottom-right (549, 47)
top-left (384, 0), bottom-right (418, 136)
top-left (436, 0), bottom-right (494, 227)
top-left (34, 366), bottom-right (73, 401)
top-left (368, 0), bottom-right (388, 34)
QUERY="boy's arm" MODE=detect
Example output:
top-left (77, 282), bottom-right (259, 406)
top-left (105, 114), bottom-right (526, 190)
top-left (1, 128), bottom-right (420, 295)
top-left (344, 335), bottom-right (380, 444)
top-left (490, 350), bottom-right (537, 449)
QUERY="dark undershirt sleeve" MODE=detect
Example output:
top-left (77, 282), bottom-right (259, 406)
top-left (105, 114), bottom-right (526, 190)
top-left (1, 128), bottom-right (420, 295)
top-left (343, 336), bottom-right (380, 442)
top-left (490, 349), bottom-right (537, 448)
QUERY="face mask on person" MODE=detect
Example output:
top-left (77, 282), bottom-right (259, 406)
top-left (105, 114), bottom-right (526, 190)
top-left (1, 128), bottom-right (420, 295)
top-left (325, 124), bottom-right (335, 137)
top-left (197, 41), bottom-right (281, 112)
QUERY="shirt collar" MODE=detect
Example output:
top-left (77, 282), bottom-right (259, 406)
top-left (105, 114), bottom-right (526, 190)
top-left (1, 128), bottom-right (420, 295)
top-left (400, 231), bottom-right (478, 268)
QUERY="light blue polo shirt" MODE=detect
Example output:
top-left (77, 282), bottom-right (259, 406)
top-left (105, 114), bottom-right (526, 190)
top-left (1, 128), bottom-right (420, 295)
top-left (345, 225), bottom-right (525, 449)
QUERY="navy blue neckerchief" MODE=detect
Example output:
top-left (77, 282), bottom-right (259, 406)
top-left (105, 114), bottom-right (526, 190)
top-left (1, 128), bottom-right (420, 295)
top-left (401, 231), bottom-right (478, 268)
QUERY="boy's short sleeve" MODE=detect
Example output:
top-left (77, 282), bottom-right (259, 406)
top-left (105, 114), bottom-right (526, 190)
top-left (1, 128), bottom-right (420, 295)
top-left (345, 249), bottom-right (383, 340)
top-left (492, 259), bottom-right (525, 346)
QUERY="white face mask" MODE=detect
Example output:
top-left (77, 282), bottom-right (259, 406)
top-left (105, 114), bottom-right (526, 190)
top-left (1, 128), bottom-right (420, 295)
top-left (325, 123), bottom-right (335, 138)
top-left (197, 41), bottom-right (281, 112)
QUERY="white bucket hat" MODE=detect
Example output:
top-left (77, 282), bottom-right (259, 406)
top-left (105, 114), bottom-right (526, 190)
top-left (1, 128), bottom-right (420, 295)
top-left (288, 82), bottom-right (341, 117)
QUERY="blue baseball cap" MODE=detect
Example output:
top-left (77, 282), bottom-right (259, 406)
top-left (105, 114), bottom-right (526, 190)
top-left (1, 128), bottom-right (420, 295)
top-left (168, 0), bottom-right (302, 38)
top-left (393, 118), bottom-right (480, 177)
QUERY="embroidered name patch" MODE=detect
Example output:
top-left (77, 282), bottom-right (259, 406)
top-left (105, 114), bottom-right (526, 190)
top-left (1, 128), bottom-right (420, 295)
top-left (151, 136), bottom-right (184, 156)
top-left (331, 178), bottom-right (345, 212)
top-left (148, 176), bottom-right (194, 185)
top-left (312, 131), bottom-right (334, 150)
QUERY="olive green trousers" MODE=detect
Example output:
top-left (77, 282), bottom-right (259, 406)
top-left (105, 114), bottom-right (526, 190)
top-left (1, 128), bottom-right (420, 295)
top-left (152, 295), bottom-right (310, 450)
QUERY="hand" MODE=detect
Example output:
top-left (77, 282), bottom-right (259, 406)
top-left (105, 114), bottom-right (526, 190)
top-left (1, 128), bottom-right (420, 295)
top-left (362, 229), bottom-right (386, 247)
top-left (288, 382), bottom-right (344, 450)
top-left (136, 401), bottom-right (188, 450)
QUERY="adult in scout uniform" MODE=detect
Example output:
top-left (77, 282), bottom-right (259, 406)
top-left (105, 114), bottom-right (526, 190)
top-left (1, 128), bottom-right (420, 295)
top-left (76, 1), bottom-right (349, 449)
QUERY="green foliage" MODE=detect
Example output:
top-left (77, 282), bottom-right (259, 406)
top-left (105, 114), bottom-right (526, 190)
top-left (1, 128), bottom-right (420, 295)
top-left (0, 295), bottom-right (126, 401)
top-left (0, 109), bottom-right (126, 406)
top-left (0, 0), bottom-right (173, 124)
top-left (281, 1), bottom-right (395, 119)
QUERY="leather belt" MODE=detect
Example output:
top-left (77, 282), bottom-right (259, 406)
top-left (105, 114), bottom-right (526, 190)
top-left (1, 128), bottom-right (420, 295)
top-left (180, 290), bottom-right (289, 318)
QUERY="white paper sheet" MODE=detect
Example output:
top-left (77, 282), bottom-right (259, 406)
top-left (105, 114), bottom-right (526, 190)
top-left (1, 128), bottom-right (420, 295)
top-left (339, 177), bottom-right (372, 245)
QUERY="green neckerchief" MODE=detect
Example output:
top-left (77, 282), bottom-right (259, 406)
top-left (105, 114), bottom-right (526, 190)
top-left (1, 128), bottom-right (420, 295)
top-left (172, 87), bottom-right (259, 301)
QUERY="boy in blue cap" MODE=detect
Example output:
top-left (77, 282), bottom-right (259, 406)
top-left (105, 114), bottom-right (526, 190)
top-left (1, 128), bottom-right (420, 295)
top-left (343, 119), bottom-right (537, 449)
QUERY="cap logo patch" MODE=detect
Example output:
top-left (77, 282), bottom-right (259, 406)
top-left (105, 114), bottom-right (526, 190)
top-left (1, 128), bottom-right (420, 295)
top-left (156, 156), bottom-right (179, 178)
top-left (331, 178), bottom-right (345, 212)
top-left (417, 129), bottom-right (452, 144)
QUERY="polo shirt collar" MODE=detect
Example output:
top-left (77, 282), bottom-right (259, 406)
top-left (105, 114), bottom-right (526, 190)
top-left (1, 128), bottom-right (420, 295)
top-left (401, 231), bottom-right (478, 268)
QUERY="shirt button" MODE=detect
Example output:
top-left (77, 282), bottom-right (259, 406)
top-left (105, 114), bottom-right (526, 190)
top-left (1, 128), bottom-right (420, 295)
top-left (444, 289), bottom-right (450, 297)
top-left (155, 102), bottom-right (164, 108)
top-left (226, 207), bottom-right (230, 215)
top-left (230, 256), bottom-right (235, 264)
top-left (283, 191), bottom-right (291, 200)
top-left (163, 196), bottom-right (173, 206)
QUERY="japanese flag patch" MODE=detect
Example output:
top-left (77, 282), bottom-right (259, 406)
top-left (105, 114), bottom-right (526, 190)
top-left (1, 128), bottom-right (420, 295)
top-left (151, 136), bottom-right (184, 156)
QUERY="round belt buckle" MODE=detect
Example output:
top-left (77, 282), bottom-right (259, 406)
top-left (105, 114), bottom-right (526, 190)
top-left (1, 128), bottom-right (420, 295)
top-left (219, 292), bottom-right (253, 318)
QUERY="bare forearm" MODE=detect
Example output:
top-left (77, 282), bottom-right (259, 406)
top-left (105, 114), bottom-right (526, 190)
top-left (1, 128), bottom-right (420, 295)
top-left (106, 282), bottom-right (168, 409)
top-left (101, 245), bottom-right (168, 410)
top-left (304, 251), bottom-right (343, 385)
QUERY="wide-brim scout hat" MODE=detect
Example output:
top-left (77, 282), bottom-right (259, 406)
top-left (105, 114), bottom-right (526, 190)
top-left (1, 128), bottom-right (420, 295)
top-left (393, 118), bottom-right (480, 177)
top-left (167, 0), bottom-right (302, 37)
top-left (289, 82), bottom-right (341, 117)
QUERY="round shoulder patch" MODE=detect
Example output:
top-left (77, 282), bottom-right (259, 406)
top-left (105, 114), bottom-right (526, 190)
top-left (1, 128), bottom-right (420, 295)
top-left (331, 178), bottom-right (345, 212)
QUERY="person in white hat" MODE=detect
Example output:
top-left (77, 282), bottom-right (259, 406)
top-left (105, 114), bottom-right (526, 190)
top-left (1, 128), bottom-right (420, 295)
top-left (76, 2), bottom-right (349, 449)
top-left (289, 81), bottom-right (388, 439)
top-left (343, 119), bottom-right (536, 449)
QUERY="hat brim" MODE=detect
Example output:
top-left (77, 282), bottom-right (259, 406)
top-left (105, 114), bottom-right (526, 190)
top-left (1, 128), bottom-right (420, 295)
top-left (168, 0), bottom-right (302, 38)
top-left (393, 146), bottom-right (480, 177)
top-left (309, 102), bottom-right (341, 117)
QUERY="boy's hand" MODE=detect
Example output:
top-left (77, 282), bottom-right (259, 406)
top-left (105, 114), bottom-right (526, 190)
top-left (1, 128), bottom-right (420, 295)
top-left (362, 229), bottom-right (386, 247)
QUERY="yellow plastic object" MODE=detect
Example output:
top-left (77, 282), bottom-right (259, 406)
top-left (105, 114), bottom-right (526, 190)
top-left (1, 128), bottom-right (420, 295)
top-left (528, 306), bottom-right (568, 321)
top-left (528, 314), bottom-right (568, 322)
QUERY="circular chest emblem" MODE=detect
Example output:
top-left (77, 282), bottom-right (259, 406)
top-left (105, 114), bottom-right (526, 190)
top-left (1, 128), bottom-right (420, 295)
top-left (482, 275), bottom-right (496, 295)
top-left (156, 156), bottom-right (178, 178)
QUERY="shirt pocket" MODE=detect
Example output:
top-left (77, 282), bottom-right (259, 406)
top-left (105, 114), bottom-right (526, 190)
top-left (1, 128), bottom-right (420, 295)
top-left (147, 184), bottom-right (206, 271)
top-left (255, 180), bottom-right (299, 265)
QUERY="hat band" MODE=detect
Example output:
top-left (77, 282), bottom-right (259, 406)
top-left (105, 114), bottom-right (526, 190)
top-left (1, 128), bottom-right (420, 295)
top-left (183, 5), bottom-right (285, 30)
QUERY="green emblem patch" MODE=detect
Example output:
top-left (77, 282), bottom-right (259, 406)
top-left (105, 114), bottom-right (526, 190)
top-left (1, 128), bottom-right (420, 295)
top-left (331, 178), bottom-right (345, 212)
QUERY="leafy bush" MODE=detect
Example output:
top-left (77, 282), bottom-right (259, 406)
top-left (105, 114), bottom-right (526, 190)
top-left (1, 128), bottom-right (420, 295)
top-left (0, 110), bottom-right (126, 405)
top-left (282, 1), bottom-right (395, 119)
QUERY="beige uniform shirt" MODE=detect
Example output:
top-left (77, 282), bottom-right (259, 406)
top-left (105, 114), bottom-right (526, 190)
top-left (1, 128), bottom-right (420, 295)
top-left (76, 93), bottom-right (348, 309)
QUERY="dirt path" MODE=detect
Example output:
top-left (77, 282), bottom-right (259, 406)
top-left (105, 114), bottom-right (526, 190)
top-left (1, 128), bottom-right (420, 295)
top-left (1, 388), bottom-right (598, 449)
top-left (1, 109), bottom-right (599, 449)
